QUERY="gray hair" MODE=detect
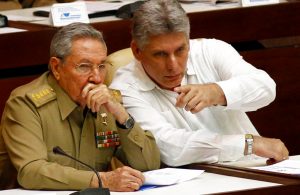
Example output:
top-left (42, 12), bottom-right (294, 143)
top-left (132, 0), bottom-right (190, 49)
top-left (50, 22), bottom-right (106, 62)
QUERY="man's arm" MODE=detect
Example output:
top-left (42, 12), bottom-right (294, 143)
top-left (2, 96), bottom-right (94, 190)
top-left (82, 83), bottom-right (160, 171)
top-left (117, 121), bottom-right (161, 171)
top-left (207, 39), bottom-right (276, 112)
top-left (118, 89), bottom-right (246, 166)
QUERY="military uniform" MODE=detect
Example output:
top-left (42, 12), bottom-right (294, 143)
top-left (0, 72), bottom-right (160, 190)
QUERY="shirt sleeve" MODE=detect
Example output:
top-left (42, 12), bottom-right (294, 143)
top-left (204, 39), bottom-right (276, 111)
top-left (1, 96), bottom-right (94, 190)
top-left (119, 89), bottom-right (245, 166)
top-left (117, 123), bottom-right (161, 171)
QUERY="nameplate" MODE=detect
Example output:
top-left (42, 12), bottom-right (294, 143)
top-left (50, 2), bottom-right (89, 27)
top-left (241, 0), bottom-right (279, 7)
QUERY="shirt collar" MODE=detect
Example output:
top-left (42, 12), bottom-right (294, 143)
top-left (134, 60), bottom-right (156, 91)
top-left (186, 58), bottom-right (196, 76)
top-left (47, 73), bottom-right (78, 120)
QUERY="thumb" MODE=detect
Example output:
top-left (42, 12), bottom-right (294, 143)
top-left (174, 85), bottom-right (189, 93)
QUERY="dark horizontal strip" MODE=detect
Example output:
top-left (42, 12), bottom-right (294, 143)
top-left (0, 64), bottom-right (48, 79)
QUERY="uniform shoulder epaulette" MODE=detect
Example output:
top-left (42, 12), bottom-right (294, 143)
top-left (110, 89), bottom-right (122, 103)
top-left (26, 86), bottom-right (56, 108)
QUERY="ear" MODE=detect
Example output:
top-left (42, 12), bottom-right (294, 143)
top-left (130, 40), bottom-right (142, 61)
top-left (49, 57), bottom-right (61, 80)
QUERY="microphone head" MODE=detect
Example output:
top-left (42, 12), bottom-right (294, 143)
top-left (53, 146), bottom-right (64, 154)
top-left (52, 146), bottom-right (108, 192)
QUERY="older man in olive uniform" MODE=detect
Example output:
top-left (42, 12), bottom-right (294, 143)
top-left (0, 22), bottom-right (160, 191)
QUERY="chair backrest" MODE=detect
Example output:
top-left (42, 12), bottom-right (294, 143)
top-left (104, 48), bottom-right (134, 86)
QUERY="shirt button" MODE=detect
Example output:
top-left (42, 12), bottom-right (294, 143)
top-left (134, 135), bottom-right (139, 141)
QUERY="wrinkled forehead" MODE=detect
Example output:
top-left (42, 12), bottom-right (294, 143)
top-left (142, 32), bottom-right (189, 50)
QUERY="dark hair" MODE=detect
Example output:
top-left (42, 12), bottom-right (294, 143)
top-left (132, 0), bottom-right (190, 48)
top-left (50, 22), bottom-right (106, 60)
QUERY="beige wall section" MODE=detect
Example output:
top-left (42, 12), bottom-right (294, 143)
top-left (0, 0), bottom-right (22, 11)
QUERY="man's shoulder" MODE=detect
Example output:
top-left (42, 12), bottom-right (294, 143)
top-left (25, 85), bottom-right (56, 108)
top-left (110, 61), bottom-right (138, 89)
top-left (9, 72), bottom-right (57, 108)
top-left (189, 38), bottom-right (232, 58)
top-left (190, 38), bottom-right (226, 47)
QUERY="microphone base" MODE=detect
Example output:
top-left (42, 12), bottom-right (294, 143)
top-left (70, 188), bottom-right (110, 195)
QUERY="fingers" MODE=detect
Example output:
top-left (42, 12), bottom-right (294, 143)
top-left (101, 166), bottom-right (144, 192)
top-left (175, 91), bottom-right (186, 108)
top-left (253, 136), bottom-right (289, 164)
top-left (82, 84), bottom-right (125, 116)
top-left (190, 102), bottom-right (206, 113)
top-left (82, 83), bottom-right (110, 112)
top-left (175, 85), bottom-right (200, 110)
top-left (174, 86), bottom-right (190, 108)
top-left (120, 166), bottom-right (144, 187)
top-left (272, 140), bottom-right (289, 163)
top-left (266, 158), bottom-right (277, 165)
top-left (120, 166), bottom-right (144, 191)
top-left (127, 181), bottom-right (141, 191)
top-left (175, 84), bottom-right (214, 113)
top-left (174, 85), bottom-right (190, 94)
top-left (82, 82), bottom-right (98, 99)
top-left (265, 139), bottom-right (289, 163)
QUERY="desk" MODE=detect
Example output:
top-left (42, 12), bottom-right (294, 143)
top-left (0, 173), bottom-right (295, 195)
top-left (185, 155), bottom-right (300, 194)
top-left (1, 164), bottom-right (300, 194)
top-left (0, 1), bottom-right (300, 155)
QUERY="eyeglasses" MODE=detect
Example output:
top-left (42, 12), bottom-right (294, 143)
top-left (75, 62), bottom-right (108, 75)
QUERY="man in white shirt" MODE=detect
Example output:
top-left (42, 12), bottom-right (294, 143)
top-left (110, 0), bottom-right (289, 166)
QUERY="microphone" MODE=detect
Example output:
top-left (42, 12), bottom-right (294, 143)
top-left (53, 146), bottom-right (110, 195)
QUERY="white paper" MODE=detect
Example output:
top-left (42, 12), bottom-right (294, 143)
top-left (0, 27), bottom-right (27, 34)
top-left (250, 159), bottom-right (300, 174)
top-left (85, 1), bottom-right (133, 14)
top-left (241, 0), bottom-right (279, 7)
top-left (6, 14), bottom-right (48, 22)
top-left (143, 168), bottom-right (204, 185)
top-left (50, 1), bottom-right (89, 27)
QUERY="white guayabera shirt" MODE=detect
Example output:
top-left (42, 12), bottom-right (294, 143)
top-left (110, 39), bottom-right (276, 166)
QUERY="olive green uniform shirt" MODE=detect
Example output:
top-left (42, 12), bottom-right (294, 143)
top-left (0, 72), bottom-right (160, 190)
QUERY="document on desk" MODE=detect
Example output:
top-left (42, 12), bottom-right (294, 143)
top-left (250, 159), bottom-right (300, 175)
top-left (0, 27), bottom-right (27, 34)
top-left (179, 0), bottom-right (238, 4)
top-left (85, 1), bottom-right (133, 14)
top-left (143, 168), bottom-right (204, 185)
top-left (6, 14), bottom-right (48, 22)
